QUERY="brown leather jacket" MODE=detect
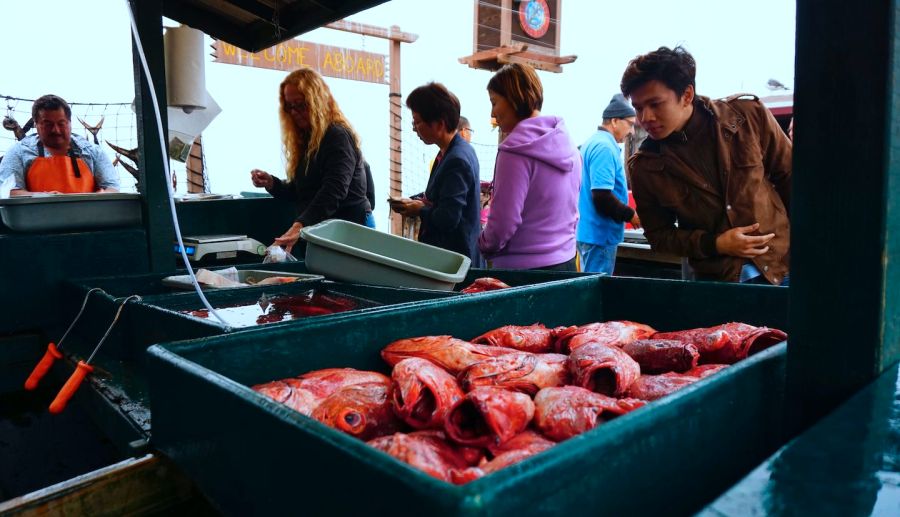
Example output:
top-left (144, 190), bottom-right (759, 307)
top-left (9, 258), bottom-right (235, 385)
top-left (628, 94), bottom-right (791, 283)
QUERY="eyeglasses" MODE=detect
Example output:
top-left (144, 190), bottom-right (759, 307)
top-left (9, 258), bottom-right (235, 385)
top-left (283, 101), bottom-right (309, 113)
top-left (618, 118), bottom-right (636, 128)
top-left (461, 127), bottom-right (474, 134)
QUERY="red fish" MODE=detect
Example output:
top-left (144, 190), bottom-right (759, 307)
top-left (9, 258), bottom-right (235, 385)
top-left (534, 386), bottom-right (646, 441)
top-left (381, 336), bottom-right (513, 374)
top-left (567, 343), bottom-right (641, 397)
top-left (554, 321), bottom-right (657, 353)
top-left (444, 387), bottom-right (534, 447)
top-left (311, 381), bottom-right (404, 441)
top-left (252, 368), bottom-right (390, 415)
top-left (486, 430), bottom-right (556, 457)
top-left (368, 430), bottom-right (477, 483)
top-left (683, 364), bottom-right (729, 378)
top-left (451, 431), bottom-right (556, 484)
top-left (458, 352), bottom-right (569, 395)
top-left (625, 373), bottom-right (699, 401)
top-left (391, 358), bottom-right (464, 429)
top-left (620, 339), bottom-right (700, 374)
top-left (472, 323), bottom-right (561, 353)
top-left (460, 277), bottom-right (511, 293)
top-left (252, 378), bottom-right (322, 415)
top-left (652, 323), bottom-right (787, 364)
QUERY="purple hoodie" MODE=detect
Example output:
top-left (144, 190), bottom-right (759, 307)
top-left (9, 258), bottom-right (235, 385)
top-left (479, 116), bottom-right (582, 269)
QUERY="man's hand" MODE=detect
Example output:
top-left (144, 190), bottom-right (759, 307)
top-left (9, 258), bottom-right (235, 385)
top-left (96, 188), bottom-right (119, 193)
top-left (715, 223), bottom-right (775, 258)
top-left (273, 222), bottom-right (303, 254)
top-left (251, 169), bottom-right (274, 189)
top-left (388, 197), bottom-right (425, 217)
top-left (629, 212), bottom-right (641, 229)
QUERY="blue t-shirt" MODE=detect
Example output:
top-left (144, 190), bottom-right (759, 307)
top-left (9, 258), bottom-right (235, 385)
top-left (576, 129), bottom-right (629, 246)
top-left (0, 134), bottom-right (120, 192)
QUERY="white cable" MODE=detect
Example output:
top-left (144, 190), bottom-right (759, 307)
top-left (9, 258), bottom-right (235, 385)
top-left (126, 3), bottom-right (232, 330)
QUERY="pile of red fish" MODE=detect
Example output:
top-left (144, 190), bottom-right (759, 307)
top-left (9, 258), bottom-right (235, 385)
top-left (252, 320), bottom-right (786, 484)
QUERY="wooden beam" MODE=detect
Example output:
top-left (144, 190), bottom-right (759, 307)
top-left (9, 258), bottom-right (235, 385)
top-left (0, 455), bottom-right (197, 514)
top-left (459, 45), bottom-right (576, 73)
top-left (326, 20), bottom-right (418, 43)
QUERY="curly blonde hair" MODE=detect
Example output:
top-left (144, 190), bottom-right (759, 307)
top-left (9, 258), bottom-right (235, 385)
top-left (279, 68), bottom-right (360, 179)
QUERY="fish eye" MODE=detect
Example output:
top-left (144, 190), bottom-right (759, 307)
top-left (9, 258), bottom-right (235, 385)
top-left (344, 412), bottom-right (362, 427)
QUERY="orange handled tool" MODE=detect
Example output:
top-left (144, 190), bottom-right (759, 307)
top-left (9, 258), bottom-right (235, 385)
top-left (25, 287), bottom-right (104, 391)
top-left (49, 361), bottom-right (94, 414)
top-left (48, 294), bottom-right (141, 414)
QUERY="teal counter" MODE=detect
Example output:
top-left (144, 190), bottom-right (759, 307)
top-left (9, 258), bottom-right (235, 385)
top-left (699, 362), bottom-right (900, 516)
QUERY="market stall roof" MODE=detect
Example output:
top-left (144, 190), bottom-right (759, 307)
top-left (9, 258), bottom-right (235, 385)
top-left (162, 0), bottom-right (390, 52)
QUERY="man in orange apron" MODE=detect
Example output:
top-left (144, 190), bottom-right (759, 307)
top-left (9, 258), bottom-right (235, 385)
top-left (0, 95), bottom-right (119, 197)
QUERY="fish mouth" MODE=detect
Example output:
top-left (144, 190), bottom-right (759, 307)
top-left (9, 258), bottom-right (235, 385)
top-left (588, 368), bottom-right (616, 396)
top-left (448, 400), bottom-right (489, 441)
top-left (410, 388), bottom-right (437, 423)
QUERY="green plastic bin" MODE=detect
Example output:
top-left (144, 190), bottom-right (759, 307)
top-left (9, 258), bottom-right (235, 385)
top-left (301, 220), bottom-right (471, 290)
top-left (146, 276), bottom-right (789, 516)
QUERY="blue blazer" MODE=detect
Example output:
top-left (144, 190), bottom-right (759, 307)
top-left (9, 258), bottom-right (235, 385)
top-left (419, 134), bottom-right (483, 266)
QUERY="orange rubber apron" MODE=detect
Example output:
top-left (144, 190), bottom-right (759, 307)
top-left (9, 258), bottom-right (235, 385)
top-left (26, 140), bottom-right (96, 193)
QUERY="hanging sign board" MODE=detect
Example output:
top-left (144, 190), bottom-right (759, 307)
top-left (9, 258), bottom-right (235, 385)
top-left (212, 39), bottom-right (387, 84)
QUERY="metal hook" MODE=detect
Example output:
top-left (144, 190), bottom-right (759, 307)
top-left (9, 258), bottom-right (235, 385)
top-left (85, 294), bottom-right (142, 364)
top-left (57, 287), bottom-right (106, 351)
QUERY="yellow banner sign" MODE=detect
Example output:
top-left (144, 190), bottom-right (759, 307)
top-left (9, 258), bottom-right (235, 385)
top-left (212, 40), bottom-right (386, 84)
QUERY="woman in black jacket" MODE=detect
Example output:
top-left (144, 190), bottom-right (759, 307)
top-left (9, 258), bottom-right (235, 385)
top-left (251, 68), bottom-right (369, 253)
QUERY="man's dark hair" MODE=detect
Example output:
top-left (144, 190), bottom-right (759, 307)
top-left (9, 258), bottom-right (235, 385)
top-left (620, 46), bottom-right (696, 98)
top-left (32, 94), bottom-right (72, 122)
top-left (457, 116), bottom-right (470, 130)
top-left (406, 82), bottom-right (460, 132)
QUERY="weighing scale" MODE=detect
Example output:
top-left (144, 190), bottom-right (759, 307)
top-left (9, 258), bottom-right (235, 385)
top-left (174, 234), bottom-right (267, 262)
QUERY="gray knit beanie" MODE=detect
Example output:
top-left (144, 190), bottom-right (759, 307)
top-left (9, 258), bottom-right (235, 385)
top-left (602, 93), bottom-right (636, 119)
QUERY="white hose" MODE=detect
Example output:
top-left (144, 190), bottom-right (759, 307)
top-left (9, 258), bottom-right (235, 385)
top-left (126, 4), bottom-right (232, 329)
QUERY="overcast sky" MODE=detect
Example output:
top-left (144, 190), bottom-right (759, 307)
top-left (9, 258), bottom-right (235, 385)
top-left (2, 0), bottom-right (795, 226)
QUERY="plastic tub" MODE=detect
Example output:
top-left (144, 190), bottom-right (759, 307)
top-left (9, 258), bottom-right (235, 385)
top-left (0, 193), bottom-right (142, 232)
top-left (300, 220), bottom-right (470, 290)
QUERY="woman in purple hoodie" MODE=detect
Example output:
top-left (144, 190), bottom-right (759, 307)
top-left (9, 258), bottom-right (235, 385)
top-left (478, 63), bottom-right (582, 270)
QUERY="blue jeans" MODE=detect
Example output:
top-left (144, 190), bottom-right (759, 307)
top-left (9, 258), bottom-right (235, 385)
top-left (577, 242), bottom-right (617, 274)
top-left (740, 263), bottom-right (790, 286)
top-left (364, 211), bottom-right (376, 229)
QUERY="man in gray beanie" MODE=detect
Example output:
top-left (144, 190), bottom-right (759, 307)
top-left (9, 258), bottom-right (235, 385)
top-left (575, 93), bottom-right (641, 274)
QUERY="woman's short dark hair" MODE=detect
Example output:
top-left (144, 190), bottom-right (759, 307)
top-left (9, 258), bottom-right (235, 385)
top-left (405, 82), bottom-right (460, 132)
top-left (620, 46), bottom-right (696, 99)
top-left (32, 94), bottom-right (71, 122)
top-left (487, 63), bottom-right (543, 119)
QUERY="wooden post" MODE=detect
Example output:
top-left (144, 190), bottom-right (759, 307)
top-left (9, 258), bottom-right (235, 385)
top-left (389, 29), bottom-right (403, 235)
top-left (787, 0), bottom-right (900, 431)
top-left (186, 136), bottom-right (205, 193)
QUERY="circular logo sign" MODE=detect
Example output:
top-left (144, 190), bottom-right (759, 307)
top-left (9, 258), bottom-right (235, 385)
top-left (518, 0), bottom-right (551, 39)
